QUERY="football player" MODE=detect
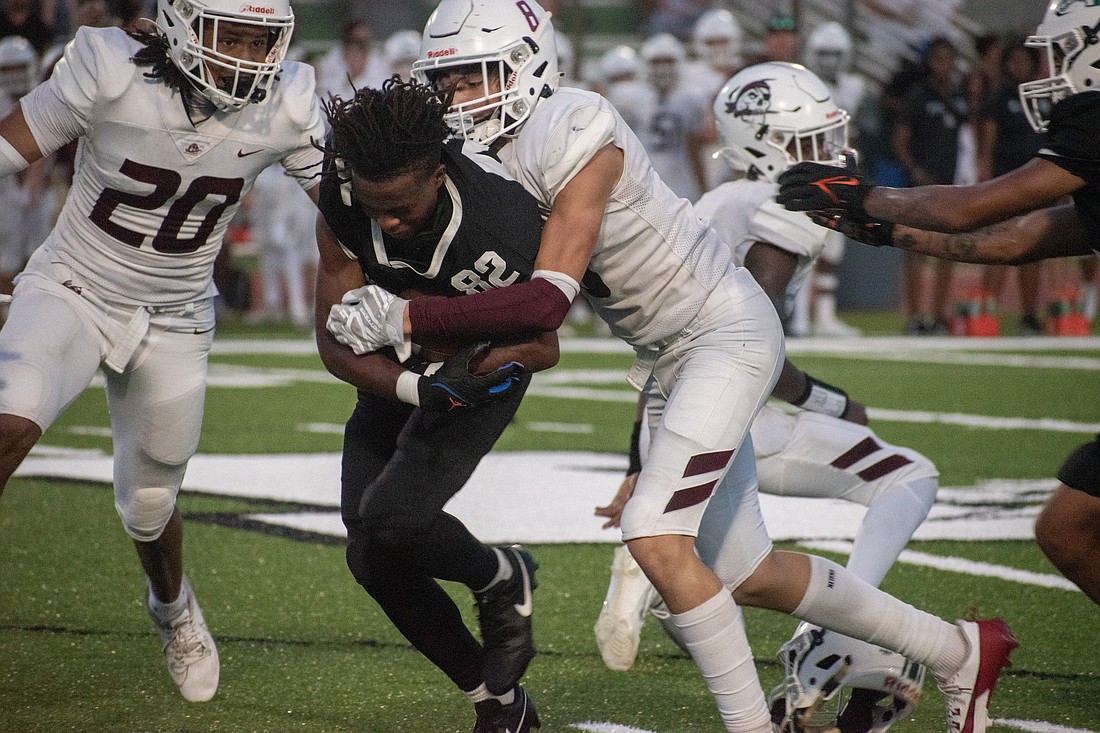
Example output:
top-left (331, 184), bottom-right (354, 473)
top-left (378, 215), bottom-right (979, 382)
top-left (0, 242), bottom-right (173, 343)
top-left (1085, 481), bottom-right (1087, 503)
top-left (0, 35), bottom-right (37, 312)
top-left (593, 63), bottom-right (939, 733)
top-left (776, 0), bottom-right (1100, 606)
top-left (0, 0), bottom-right (324, 702)
top-left (315, 78), bottom-right (552, 733)
top-left (325, 2), bottom-right (1016, 731)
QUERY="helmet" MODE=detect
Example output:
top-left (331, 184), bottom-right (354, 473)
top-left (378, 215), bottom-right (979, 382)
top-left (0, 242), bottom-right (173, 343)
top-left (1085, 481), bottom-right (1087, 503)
top-left (412, 0), bottom-right (558, 145)
top-left (805, 21), bottom-right (852, 82)
top-left (713, 61), bottom-right (850, 182)
top-left (769, 627), bottom-right (926, 733)
top-left (598, 44), bottom-right (639, 84)
top-left (156, 0), bottom-right (294, 112)
top-left (1019, 0), bottom-right (1100, 131)
top-left (384, 29), bottom-right (422, 66)
top-left (692, 8), bottom-right (742, 72)
top-left (0, 36), bottom-right (38, 97)
top-left (640, 32), bottom-right (684, 91)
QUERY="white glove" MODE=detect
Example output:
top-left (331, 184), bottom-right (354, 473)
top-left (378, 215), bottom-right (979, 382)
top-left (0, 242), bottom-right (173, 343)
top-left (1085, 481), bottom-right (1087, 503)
top-left (326, 284), bottom-right (411, 360)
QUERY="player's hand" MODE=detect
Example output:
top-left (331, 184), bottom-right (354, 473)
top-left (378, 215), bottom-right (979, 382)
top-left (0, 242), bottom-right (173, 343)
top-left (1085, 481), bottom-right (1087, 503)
top-left (417, 342), bottom-right (524, 412)
top-left (841, 398), bottom-right (869, 426)
top-left (776, 161), bottom-right (875, 218)
top-left (327, 284), bottom-right (410, 358)
top-left (595, 472), bottom-right (639, 529)
top-left (806, 210), bottom-right (896, 247)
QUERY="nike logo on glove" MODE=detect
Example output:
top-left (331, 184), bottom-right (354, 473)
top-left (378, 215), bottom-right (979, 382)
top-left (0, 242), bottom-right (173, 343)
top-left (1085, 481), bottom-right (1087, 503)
top-left (513, 559), bottom-right (533, 617)
top-left (812, 175), bottom-right (861, 203)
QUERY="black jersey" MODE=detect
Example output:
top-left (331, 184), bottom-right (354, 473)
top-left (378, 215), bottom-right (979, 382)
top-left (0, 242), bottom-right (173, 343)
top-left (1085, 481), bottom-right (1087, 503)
top-left (1036, 91), bottom-right (1100, 247)
top-left (319, 139), bottom-right (544, 296)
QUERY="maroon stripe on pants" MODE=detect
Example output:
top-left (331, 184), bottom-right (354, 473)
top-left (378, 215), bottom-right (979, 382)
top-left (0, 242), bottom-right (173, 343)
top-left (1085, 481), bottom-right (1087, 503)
top-left (830, 437), bottom-right (881, 469)
top-left (857, 454), bottom-right (914, 482)
top-left (663, 479), bottom-right (719, 513)
top-left (683, 449), bottom-right (735, 478)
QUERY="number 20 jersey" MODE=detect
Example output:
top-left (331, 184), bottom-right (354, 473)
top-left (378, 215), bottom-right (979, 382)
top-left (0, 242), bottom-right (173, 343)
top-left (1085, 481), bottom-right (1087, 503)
top-left (18, 27), bottom-right (325, 306)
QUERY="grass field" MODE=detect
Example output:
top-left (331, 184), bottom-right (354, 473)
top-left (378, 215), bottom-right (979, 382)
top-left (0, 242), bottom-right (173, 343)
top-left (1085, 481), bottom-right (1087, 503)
top-left (2, 315), bottom-right (1099, 733)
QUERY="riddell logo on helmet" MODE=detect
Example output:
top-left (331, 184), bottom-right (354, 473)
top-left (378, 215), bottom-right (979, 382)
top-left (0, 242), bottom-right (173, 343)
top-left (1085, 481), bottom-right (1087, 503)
top-left (427, 48), bottom-right (458, 58)
top-left (239, 3), bottom-right (277, 13)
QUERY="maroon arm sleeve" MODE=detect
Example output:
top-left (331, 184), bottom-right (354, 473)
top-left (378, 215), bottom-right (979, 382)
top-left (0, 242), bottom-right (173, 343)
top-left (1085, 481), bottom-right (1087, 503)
top-left (409, 277), bottom-right (572, 342)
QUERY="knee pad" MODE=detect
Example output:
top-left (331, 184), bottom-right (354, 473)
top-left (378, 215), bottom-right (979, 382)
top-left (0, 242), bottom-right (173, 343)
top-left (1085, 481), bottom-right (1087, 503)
top-left (1057, 437), bottom-right (1100, 497)
top-left (116, 486), bottom-right (177, 541)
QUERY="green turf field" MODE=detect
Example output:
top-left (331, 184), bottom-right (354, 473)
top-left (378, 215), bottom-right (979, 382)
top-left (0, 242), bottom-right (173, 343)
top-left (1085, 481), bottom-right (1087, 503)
top-left (2, 320), bottom-right (1099, 733)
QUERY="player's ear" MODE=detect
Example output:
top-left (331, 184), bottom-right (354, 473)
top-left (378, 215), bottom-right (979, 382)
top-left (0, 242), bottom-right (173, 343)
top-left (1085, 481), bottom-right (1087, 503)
top-left (430, 162), bottom-right (447, 189)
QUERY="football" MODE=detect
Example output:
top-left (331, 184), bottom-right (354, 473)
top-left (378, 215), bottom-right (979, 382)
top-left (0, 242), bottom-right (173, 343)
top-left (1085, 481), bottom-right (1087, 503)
top-left (400, 288), bottom-right (466, 362)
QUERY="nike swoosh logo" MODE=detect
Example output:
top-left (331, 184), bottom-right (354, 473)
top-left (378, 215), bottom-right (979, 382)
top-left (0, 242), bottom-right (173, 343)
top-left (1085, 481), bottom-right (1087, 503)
top-left (193, 326), bottom-right (215, 335)
top-left (513, 556), bottom-right (533, 617)
top-left (237, 149), bottom-right (263, 157)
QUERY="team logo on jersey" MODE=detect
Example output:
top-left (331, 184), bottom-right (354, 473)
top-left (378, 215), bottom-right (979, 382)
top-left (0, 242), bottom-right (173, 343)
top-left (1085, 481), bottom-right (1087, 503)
top-left (185, 143), bottom-right (202, 155)
top-left (1056, 0), bottom-right (1100, 15)
top-left (727, 80), bottom-right (773, 121)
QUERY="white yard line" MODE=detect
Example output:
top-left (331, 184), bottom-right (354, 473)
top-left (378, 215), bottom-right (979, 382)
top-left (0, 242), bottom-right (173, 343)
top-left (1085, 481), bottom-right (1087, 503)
top-left (570, 723), bottom-right (660, 733)
top-left (996, 719), bottom-right (1100, 733)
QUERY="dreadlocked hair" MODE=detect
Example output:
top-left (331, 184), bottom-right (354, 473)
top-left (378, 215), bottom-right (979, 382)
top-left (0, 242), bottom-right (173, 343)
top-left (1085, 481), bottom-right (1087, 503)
top-left (322, 76), bottom-right (455, 183)
top-left (128, 29), bottom-right (193, 97)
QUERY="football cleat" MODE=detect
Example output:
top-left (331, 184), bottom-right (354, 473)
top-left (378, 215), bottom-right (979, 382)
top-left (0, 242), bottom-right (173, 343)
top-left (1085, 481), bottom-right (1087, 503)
top-left (147, 576), bottom-right (219, 702)
top-left (476, 545), bottom-right (538, 695)
top-left (937, 619), bottom-right (1017, 733)
top-left (473, 685), bottom-right (541, 733)
top-left (594, 544), bottom-right (660, 671)
top-left (769, 625), bottom-right (926, 733)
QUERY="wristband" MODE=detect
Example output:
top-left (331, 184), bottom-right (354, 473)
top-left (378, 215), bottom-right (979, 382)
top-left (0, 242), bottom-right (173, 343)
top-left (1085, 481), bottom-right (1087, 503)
top-left (791, 375), bottom-right (849, 418)
top-left (395, 370), bottom-right (421, 406)
top-left (627, 419), bottom-right (643, 475)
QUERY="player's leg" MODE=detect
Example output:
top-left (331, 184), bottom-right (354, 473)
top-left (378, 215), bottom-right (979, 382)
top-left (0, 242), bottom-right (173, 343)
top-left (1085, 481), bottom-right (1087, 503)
top-left (107, 301), bottom-right (218, 701)
top-left (810, 232), bottom-right (861, 337)
top-left (0, 280), bottom-right (103, 495)
top-left (1035, 437), bottom-right (1100, 605)
top-left (623, 268), bottom-right (784, 733)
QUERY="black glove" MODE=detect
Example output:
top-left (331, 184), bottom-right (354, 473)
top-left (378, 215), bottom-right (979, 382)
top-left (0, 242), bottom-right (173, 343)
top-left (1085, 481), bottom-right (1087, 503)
top-left (776, 161), bottom-right (876, 219)
top-left (417, 342), bottom-right (524, 412)
top-left (807, 211), bottom-right (896, 248)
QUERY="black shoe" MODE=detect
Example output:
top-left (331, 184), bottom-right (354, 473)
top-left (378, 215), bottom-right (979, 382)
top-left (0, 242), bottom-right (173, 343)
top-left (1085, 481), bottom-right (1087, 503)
top-left (473, 685), bottom-right (541, 733)
top-left (475, 545), bottom-right (538, 695)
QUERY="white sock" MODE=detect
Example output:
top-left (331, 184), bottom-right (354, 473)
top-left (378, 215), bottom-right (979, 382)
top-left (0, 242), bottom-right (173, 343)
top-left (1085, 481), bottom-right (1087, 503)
top-left (148, 579), bottom-right (189, 624)
top-left (670, 590), bottom-right (772, 733)
top-left (848, 477), bottom-right (938, 586)
top-left (475, 548), bottom-right (513, 593)
top-left (792, 555), bottom-right (968, 681)
top-left (466, 682), bottom-right (515, 706)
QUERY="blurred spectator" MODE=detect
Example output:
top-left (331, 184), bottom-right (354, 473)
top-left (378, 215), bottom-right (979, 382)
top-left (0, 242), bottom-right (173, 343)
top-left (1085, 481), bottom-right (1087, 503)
top-left (383, 28), bottom-right (421, 81)
top-left (555, 30), bottom-right (589, 89)
top-left (976, 40), bottom-right (1046, 334)
top-left (626, 33), bottom-right (709, 201)
top-left (0, 0), bottom-right (59, 55)
top-left (893, 37), bottom-right (967, 334)
top-left (594, 43), bottom-right (642, 97)
top-left (638, 0), bottom-right (711, 42)
top-left (685, 8), bottom-right (741, 188)
top-left (863, 0), bottom-right (964, 71)
top-left (0, 35), bottom-right (38, 315)
top-left (315, 18), bottom-right (389, 98)
top-left (245, 165), bottom-right (317, 329)
top-left (748, 13), bottom-right (799, 65)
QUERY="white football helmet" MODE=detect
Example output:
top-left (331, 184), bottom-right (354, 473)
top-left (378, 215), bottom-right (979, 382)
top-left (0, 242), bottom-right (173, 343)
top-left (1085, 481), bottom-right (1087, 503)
top-left (640, 32), bottom-right (685, 91)
top-left (384, 29), bottom-right (422, 66)
top-left (713, 61), bottom-right (850, 182)
top-left (692, 8), bottom-right (742, 72)
top-left (157, 0), bottom-right (294, 112)
top-left (805, 21), bottom-right (852, 83)
top-left (598, 44), bottom-right (639, 84)
top-left (1019, 0), bottom-right (1100, 132)
top-left (412, 0), bottom-right (559, 145)
top-left (0, 36), bottom-right (38, 97)
top-left (770, 627), bottom-right (926, 733)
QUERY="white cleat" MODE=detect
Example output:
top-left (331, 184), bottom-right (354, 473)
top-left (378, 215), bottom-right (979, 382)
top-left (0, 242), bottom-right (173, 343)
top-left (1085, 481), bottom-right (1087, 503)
top-left (148, 577), bottom-right (220, 702)
top-left (594, 544), bottom-right (659, 671)
top-left (937, 618), bottom-right (1017, 733)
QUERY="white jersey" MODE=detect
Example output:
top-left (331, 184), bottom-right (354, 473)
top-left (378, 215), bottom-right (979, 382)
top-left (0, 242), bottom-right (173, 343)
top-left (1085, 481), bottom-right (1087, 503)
top-left (18, 27), bottom-right (325, 306)
top-left (615, 83), bottom-right (708, 201)
top-left (499, 87), bottom-right (730, 348)
top-left (694, 178), bottom-right (825, 319)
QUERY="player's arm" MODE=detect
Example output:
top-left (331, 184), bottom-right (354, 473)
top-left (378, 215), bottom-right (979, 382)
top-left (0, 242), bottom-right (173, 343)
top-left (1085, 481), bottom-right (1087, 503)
top-left (403, 143), bottom-right (625, 342)
top-left (0, 104), bottom-right (45, 175)
top-left (866, 157), bottom-right (1084, 232)
top-left (890, 202), bottom-right (1094, 264)
top-left (742, 242), bottom-right (867, 424)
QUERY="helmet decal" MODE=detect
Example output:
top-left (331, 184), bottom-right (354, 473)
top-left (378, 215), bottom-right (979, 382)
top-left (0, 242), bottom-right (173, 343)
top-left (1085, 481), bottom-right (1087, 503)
top-left (730, 80), bottom-right (774, 121)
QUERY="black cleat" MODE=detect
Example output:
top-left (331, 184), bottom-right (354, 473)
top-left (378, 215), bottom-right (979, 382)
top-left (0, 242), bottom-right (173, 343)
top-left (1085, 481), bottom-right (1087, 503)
top-left (476, 544), bottom-right (538, 695)
top-left (473, 686), bottom-right (541, 733)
